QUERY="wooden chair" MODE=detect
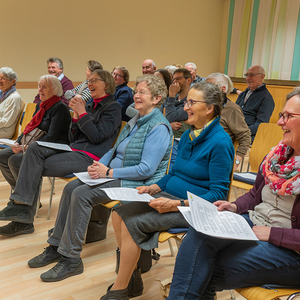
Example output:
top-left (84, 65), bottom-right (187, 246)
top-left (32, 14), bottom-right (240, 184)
top-left (21, 103), bottom-right (36, 132)
top-left (232, 123), bottom-right (283, 197)
top-left (269, 97), bottom-right (285, 124)
top-left (235, 286), bottom-right (300, 300)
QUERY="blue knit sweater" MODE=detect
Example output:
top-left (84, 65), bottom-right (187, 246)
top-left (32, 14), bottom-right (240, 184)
top-left (156, 117), bottom-right (235, 202)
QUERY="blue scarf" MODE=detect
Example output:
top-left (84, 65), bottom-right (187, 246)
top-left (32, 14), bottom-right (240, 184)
top-left (0, 86), bottom-right (16, 104)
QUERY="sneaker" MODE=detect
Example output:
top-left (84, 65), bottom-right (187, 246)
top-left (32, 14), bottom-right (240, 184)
top-left (0, 201), bottom-right (28, 222)
top-left (0, 221), bottom-right (34, 237)
top-left (40, 257), bottom-right (83, 282)
top-left (28, 245), bottom-right (62, 268)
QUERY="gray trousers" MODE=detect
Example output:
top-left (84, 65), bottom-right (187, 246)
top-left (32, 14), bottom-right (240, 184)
top-left (8, 142), bottom-right (94, 223)
top-left (0, 147), bottom-right (23, 188)
top-left (48, 179), bottom-right (121, 258)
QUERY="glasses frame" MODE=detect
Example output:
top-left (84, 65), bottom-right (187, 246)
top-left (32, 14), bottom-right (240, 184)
top-left (87, 78), bottom-right (104, 84)
top-left (244, 72), bottom-right (263, 77)
top-left (134, 90), bottom-right (152, 96)
top-left (172, 76), bottom-right (189, 82)
top-left (184, 99), bottom-right (207, 108)
top-left (279, 111), bottom-right (300, 122)
top-left (111, 72), bottom-right (124, 78)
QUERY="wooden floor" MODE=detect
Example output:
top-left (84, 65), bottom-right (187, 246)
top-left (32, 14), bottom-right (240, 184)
top-left (0, 172), bottom-right (247, 300)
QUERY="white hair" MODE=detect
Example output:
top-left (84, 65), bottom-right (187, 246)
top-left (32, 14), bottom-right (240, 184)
top-left (185, 62), bottom-right (197, 70)
top-left (0, 67), bottom-right (18, 83)
top-left (39, 75), bottom-right (63, 96)
top-left (207, 73), bottom-right (233, 95)
top-left (165, 65), bottom-right (178, 75)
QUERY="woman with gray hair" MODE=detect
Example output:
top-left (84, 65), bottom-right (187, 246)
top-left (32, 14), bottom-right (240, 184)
top-left (27, 75), bottom-right (172, 284)
top-left (100, 82), bottom-right (235, 300)
top-left (0, 67), bottom-right (23, 138)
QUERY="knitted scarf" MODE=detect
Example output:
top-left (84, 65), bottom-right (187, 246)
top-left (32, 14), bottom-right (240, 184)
top-left (189, 117), bottom-right (216, 141)
top-left (0, 86), bottom-right (16, 104)
top-left (261, 141), bottom-right (300, 195)
top-left (23, 95), bottom-right (61, 135)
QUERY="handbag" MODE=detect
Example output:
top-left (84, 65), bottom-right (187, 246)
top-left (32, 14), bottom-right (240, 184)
top-left (20, 127), bottom-right (46, 152)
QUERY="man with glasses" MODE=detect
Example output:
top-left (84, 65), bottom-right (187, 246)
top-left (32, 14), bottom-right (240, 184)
top-left (160, 68), bottom-right (192, 169)
top-left (236, 65), bottom-right (274, 142)
top-left (33, 57), bottom-right (74, 106)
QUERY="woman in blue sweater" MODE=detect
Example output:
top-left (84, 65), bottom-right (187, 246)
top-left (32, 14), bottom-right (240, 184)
top-left (101, 81), bottom-right (235, 300)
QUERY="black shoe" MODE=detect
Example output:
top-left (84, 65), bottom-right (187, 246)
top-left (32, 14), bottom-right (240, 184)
top-left (127, 267), bottom-right (143, 297)
top-left (0, 221), bottom-right (34, 237)
top-left (40, 257), bottom-right (83, 282)
top-left (0, 201), bottom-right (29, 222)
top-left (28, 245), bottom-right (62, 268)
top-left (100, 285), bottom-right (129, 300)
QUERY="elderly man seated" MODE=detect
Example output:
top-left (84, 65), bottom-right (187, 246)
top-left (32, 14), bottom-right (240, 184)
top-left (142, 59), bottom-right (156, 75)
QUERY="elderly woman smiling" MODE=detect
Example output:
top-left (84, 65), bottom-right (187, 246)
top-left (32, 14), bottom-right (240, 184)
top-left (27, 75), bottom-right (173, 283)
top-left (100, 82), bottom-right (235, 300)
top-left (167, 87), bottom-right (300, 299)
top-left (0, 67), bottom-right (23, 138)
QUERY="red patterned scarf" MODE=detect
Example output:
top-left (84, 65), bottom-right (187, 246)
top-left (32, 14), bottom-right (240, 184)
top-left (261, 141), bottom-right (300, 195)
top-left (24, 95), bottom-right (61, 134)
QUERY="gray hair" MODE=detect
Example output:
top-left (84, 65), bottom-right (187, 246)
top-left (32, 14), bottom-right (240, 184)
top-left (39, 75), bottom-right (63, 96)
top-left (207, 72), bottom-right (233, 95)
top-left (92, 69), bottom-right (116, 95)
top-left (185, 62), bottom-right (197, 70)
top-left (0, 67), bottom-right (18, 83)
top-left (47, 57), bottom-right (63, 70)
top-left (165, 65), bottom-right (178, 75)
top-left (286, 86), bottom-right (300, 103)
top-left (112, 66), bottom-right (130, 84)
top-left (191, 81), bottom-right (223, 117)
top-left (135, 75), bottom-right (167, 106)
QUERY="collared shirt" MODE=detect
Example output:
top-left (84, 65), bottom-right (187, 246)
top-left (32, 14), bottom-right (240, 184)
top-left (57, 73), bottom-right (64, 81)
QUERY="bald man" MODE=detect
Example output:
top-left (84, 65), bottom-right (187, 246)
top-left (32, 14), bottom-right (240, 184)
top-left (142, 59), bottom-right (156, 75)
top-left (236, 65), bottom-right (274, 142)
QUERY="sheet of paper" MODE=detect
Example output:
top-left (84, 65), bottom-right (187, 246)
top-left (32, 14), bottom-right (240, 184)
top-left (101, 188), bottom-right (154, 202)
top-left (36, 141), bottom-right (72, 151)
top-left (74, 172), bottom-right (115, 186)
top-left (235, 172), bottom-right (257, 180)
top-left (0, 139), bottom-right (18, 147)
top-left (180, 192), bottom-right (258, 241)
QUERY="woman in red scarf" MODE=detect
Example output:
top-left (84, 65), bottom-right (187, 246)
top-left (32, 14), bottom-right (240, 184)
top-left (167, 87), bottom-right (300, 299)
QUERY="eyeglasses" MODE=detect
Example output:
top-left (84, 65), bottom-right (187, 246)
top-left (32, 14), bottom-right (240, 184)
top-left (279, 111), bottom-right (300, 122)
top-left (134, 90), bottom-right (151, 96)
top-left (0, 77), bottom-right (9, 81)
top-left (87, 78), bottom-right (104, 84)
top-left (184, 99), bottom-right (206, 108)
top-left (172, 76), bottom-right (189, 82)
top-left (244, 73), bottom-right (262, 77)
top-left (111, 72), bottom-right (124, 78)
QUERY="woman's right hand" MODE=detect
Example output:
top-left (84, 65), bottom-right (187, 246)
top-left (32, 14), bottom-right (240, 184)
top-left (214, 201), bottom-right (237, 213)
top-left (136, 184), bottom-right (161, 196)
top-left (12, 143), bottom-right (23, 154)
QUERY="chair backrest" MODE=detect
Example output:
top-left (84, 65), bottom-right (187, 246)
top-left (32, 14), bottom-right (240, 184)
top-left (249, 123), bottom-right (283, 173)
top-left (21, 103), bottom-right (37, 133)
top-left (227, 140), bottom-right (239, 200)
top-left (269, 97), bottom-right (285, 124)
top-left (166, 136), bottom-right (174, 175)
top-left (11, 101), bottom-right (26, 140)
top-left (112, 121), bottom-right (127, 147)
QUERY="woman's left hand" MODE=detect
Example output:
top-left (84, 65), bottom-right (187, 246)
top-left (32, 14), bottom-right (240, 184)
top-left (149, 197), bottom-right (180, 214)
top-left (252, 226), bottom-right (271, 241)
top-left (87, 161), bottom-right (108, 178)
top-left (69, 97), bottom-right (86, 115)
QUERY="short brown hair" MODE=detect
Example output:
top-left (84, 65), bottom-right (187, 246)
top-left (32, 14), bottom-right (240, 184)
top-left (92, 70), bottom-right (116, 95)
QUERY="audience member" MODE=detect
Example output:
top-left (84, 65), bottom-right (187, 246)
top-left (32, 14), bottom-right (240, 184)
top-left (65, 60), bottom-right (103, 103)
top-left (0, 70), bottom-right (122, 236)
top-left (142, 59), bottom-right (156, 75)
top-left (160, 68), bottom-right (192, 169)
top-left (185, 62), bottom-right (205, 87)
top-left (164, 65), bottom-right (178, 79)
top-left (100, 82), bottom-right (235, 300)
top-left (154, 69), bottom-right (172, 94)
top-left (167, 88), bottom-right (300, 300)
top-left (27, 75), bottom-right (172, 283)
top-left (34, 57), bottom-right (74, 106)
top-left (0, 67), bottom-right (23, 138)
top-left (236, 65), bottom-right (275, 142)
top-left (112, 66), bottom-right (134, 122)
top-left (206, 73), bottom-right (251, 169)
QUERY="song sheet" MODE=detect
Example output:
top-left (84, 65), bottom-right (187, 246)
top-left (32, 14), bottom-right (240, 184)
top-left (74, 172), bottom-right (115, 186)
top-left (101, 188), bottom-right (154, 202)
top-left (0, 139), bottom-right (18, 147)
top-left (177, 192), bottom-right (258, 240)
top-left (36, 141), bottom-right (72, 151)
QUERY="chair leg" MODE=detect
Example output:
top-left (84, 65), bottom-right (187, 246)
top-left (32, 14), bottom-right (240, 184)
top-left (229, 290), bottom-right (236, 300)
top-left (168, 239), bottom-right (175, 257)
top-left (35, 180), bottom-right (43, 218)
top-left (47, 177), bottom-right (55, 220)
top-left (47, 177), bottom-right (55, 194)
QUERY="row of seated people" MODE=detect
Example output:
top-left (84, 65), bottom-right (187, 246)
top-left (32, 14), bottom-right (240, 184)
top-left (0, 69), bottom-right (299, 299)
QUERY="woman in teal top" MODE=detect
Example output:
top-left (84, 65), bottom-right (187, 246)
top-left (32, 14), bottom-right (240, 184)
top-left (101, 82), bottom-right (235, 300)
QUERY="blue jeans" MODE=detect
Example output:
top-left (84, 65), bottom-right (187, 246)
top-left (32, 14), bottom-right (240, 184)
top-left (167, 226), bottom-right (300, 300)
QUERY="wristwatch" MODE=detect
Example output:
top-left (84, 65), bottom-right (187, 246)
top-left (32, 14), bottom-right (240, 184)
top-left (235, 159), bottom-right (240, 165)
top-left (180, 200), bottom-right (185, 206)
top-left (106, 168), bottom-right (111, 178)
